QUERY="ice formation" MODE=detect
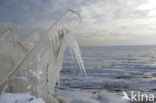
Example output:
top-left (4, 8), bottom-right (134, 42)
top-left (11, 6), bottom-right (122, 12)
top-left (0, 10), bottom-right (86, 103)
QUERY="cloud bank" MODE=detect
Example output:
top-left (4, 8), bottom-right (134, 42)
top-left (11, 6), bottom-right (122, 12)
top-left (0, 0), bottom-right (156, 46)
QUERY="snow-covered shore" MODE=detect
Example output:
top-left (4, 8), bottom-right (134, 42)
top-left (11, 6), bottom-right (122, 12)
top-left (0, 90), bottom-right (129, 103)
top-left (0, 93), bottom-right (45, 103)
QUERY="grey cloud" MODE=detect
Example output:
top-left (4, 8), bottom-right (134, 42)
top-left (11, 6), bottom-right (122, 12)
top-left (0, 0), bottom-right (156, 46)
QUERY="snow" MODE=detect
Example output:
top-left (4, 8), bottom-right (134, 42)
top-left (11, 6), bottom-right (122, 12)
top-left (0, 93), bottom-right (45, 103)
top-left (28, 70), bottom-right (43, 80)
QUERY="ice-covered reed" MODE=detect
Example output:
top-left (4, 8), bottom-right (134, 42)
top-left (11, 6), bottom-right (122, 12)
top-left (0, 9), bottom-right (86, 103)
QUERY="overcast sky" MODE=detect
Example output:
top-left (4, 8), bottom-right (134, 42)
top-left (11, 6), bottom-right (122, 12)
top-left (0, 0), bottom-right (156, 46)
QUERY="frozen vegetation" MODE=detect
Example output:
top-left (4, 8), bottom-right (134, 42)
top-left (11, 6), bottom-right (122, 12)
top-left (0, 10), bottom-right (86, 103)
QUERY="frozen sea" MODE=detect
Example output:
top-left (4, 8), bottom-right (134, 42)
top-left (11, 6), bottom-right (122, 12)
top-left (56, 45), bottom-right (156, 103)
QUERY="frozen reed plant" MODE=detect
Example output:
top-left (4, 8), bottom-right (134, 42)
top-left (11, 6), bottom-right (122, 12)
top-left (0, 9), bottom-right (86, 103)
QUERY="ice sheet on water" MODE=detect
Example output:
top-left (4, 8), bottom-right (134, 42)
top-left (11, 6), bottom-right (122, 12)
top-left (56, 89), bottom-right (130, 103)
top-left (58, 46), bottom-right (156, 102)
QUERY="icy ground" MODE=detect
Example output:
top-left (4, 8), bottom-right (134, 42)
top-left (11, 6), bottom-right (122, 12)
top-left (0, 93), bottom-right (45, 103)
top-left (56, 46), bottom-right (156, 103)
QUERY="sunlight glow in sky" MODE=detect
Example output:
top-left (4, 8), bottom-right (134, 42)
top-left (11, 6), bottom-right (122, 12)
top-left (0, 0), bottom-right (156, 46)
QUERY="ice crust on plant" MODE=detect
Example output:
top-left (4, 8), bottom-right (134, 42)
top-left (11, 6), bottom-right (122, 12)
top-left (0, 10), bottom-right (86, 103)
